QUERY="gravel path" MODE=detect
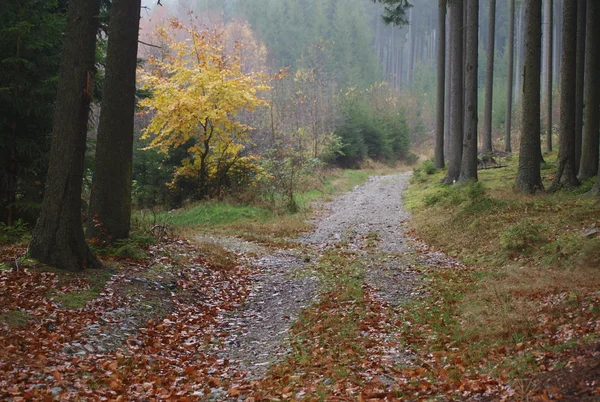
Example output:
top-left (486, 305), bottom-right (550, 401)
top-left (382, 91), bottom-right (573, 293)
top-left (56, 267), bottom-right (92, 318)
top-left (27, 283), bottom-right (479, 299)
top-left (302, 172), bottom-right (411, 253)
top-left (212, 172), bottom-right (424, 385)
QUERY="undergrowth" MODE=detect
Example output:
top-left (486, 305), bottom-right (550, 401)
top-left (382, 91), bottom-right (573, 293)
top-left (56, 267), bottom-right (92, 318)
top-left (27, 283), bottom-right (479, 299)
top-left (404, 153), bottom-right (600, 395)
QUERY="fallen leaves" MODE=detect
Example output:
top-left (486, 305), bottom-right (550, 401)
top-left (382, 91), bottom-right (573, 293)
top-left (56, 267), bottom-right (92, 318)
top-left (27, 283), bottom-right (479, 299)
top-left (0, 238), bottom-right (252, 400)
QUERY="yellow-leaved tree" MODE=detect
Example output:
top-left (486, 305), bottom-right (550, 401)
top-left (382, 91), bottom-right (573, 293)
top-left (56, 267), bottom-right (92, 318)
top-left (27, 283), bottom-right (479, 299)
top-left (139, 19), bottom-right (269, 197)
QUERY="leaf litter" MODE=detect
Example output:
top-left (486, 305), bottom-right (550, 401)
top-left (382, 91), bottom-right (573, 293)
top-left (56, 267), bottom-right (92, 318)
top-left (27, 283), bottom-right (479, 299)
top-left (1, 173), bottom-right (598, 400)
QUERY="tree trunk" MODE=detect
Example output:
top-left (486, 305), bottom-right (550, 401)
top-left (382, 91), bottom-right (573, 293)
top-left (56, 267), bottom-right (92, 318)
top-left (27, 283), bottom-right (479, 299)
top-left (459, 0), bottom-right (479, 182)
top-left (514, 4), bottom-right (525, 106)
top-left (550, 0), bottom-right (580, 191)
top-left (87, 0), bottom-right (141, 245)
top-left (574, 0), bottom-right (586, 171)
top-left (482, 0), bottom-right (496, 154)
top-left (505, 0), bottom-right (515, 152)
top-left (434, 0), bottom-right (446, 169)
top-left (442, 0), bottom-right (464, 184)
top-left (545, 0), bottom-right (554, 152)
top-left (408, 9), bottom-right (415, 83)
top-left (516, 0), bottom-right (544, 194)
top-left (29, 0), bottom-right (101, 271)
top-left (579, 0), bottom-right (600, 180)
top-left (444, 10), bottom-right (452, 159)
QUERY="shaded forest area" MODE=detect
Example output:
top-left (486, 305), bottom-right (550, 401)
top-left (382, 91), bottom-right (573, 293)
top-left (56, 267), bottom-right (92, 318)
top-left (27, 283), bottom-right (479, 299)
top-left (1, 0), bottom-right (600, 400)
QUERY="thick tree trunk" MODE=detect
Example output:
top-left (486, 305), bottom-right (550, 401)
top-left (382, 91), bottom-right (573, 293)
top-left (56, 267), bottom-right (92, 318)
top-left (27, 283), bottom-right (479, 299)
top-left (29, 0), bottom-right (101, 270)
top-left (442, 0), bottom-right (464, 184)
top-left (550, 1), bottom-right (580, 191)
top-left (579, 0), bottom-right (600, 180)
top-left (545, 0), bottom-right (554, 152)
top-left (87, 0), bottom-right (141, 245)
top-left (516, 0), bottom-right (544, 194)
top-left (505, 0), bottom-right (515, 152)
top-left (434, 0), bottom-right (446, 169)
top-left (574, 0), bottom-right (586, 171)
top-left (459, 0), bottom-right (479, 182)
top-left (482, 0), bottom-right (496, 154)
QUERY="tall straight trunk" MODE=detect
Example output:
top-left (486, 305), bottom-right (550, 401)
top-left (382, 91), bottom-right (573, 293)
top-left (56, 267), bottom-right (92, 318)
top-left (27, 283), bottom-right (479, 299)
top-left (505, 0), bottom-right (516, 152)
top-left (408, 9), bottom-right (415, 83)
top-left (482, 0), bottom-right (496, 154)
top-left (516, 0), bottom-right (544, 194)
top-left (459, 0), bottom-right (479, 182)
top-left (554, 1), bottom-right (563, 85)
top-left (435, 0), bottom-right (446, 169)
top-left (574, 0), bottom-right (586, 171)
top-left (579, 0), bottom-right (600, 180)
top-left (444, 10), bottom-right (452, 158)
top-left (550, 1), bottom-right (580, 190)
top-left (545, 0), bottom-right (554, 152)
top-left (29, 0), bottom-right (101, 270)
top-left (514, 5), bottom-right (524, 105)
top-left (545, 0), bottom-right (554, 153)
top-left (87, 0), bottom-right (141, 245)
top-left (443, 0), bottom-right (464, 184)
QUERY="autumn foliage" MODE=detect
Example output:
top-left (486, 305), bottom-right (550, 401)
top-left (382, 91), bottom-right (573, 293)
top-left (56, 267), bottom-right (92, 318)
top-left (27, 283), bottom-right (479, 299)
top-left (139, 19), bottom-right (269, 198)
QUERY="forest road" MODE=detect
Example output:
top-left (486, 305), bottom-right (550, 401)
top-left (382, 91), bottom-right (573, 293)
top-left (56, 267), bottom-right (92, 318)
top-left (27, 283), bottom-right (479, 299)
top-left (211, 172), bottom-right (434, 392)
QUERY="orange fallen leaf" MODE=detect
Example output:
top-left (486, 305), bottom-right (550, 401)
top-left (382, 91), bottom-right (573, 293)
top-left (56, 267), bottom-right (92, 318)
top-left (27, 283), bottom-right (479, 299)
top-left (228, 388), bottom-right (241, 397)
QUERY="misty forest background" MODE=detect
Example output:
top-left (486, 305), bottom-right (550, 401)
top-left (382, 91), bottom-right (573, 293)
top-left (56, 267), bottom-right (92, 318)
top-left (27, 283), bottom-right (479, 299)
top-left (2, 0), bottom-right (570, 231)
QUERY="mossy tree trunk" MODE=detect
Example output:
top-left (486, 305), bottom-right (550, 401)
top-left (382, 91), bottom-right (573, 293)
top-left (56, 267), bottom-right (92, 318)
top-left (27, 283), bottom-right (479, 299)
top-left (29, 0), bottom-right (101, 271)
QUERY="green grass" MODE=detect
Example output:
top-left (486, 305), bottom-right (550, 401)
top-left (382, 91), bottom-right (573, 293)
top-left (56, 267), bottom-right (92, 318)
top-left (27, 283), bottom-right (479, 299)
top-left (0, 310), bottom-right (31, 327)
top-left (148, 201), bottom-right (271, 228)
top-left (135, 168), bottom-right (390, 236)
top-left (403, 154), bottom-right (600, 391)
top-left (50, 267), bottom-right (114, 309)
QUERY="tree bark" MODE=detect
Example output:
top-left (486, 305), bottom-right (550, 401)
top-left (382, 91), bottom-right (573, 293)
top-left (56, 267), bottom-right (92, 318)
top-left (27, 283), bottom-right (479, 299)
top-left (514, 4), bottom-right (524, 105)
top-left (574, 0), bottom-right (586, 171)
top-left (87, 0), bottom-right (141, 245)
top-left (442, 0), bottom-right (464, 184)
top-left (444, 10), bottom-right (452, 159)
top-left (579, 0), bottom-right (600, 180)
top-left (516, 0), bottom-right (544, 194)
top-left (505, 0), bottom-right (515, 152)
top-left (434, 0), bottom-right (446, 169)
top-left (482, 0), bottom-right (496, 154)
top-left (550, 0), bottom-right (580, 191)
top-left (545, 0), bottom-right (554, 152)
top-left (459, 0), bottom-right (479, 182)
top-left (29, 0), bottom-right (101, 270)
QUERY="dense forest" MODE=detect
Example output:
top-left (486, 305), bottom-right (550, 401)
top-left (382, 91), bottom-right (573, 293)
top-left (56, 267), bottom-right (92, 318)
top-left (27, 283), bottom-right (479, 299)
top-left (1, 0), bottom-right (599, 400)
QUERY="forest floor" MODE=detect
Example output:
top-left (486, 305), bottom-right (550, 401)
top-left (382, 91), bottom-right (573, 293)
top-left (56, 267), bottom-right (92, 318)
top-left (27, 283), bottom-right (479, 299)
top-left (1, 168), bottom-right (599, 400)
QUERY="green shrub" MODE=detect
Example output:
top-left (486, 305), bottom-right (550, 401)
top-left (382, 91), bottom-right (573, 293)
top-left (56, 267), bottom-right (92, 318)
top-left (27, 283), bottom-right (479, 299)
top-left (410, 160), bottom-right (437, 184)
top-left (500, 220), bottom-right (545, 251)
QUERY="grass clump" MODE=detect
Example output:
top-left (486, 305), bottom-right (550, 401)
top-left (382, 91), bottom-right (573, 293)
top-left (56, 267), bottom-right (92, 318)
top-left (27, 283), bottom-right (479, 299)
top-left (410, 160), bottom-right (437, 184)
top-left (0, 310), bottom-right (31, 327)
top-left (51, 268), bottom-right (113, 309)
top-left (499, 220), bottom-right (545, 252)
